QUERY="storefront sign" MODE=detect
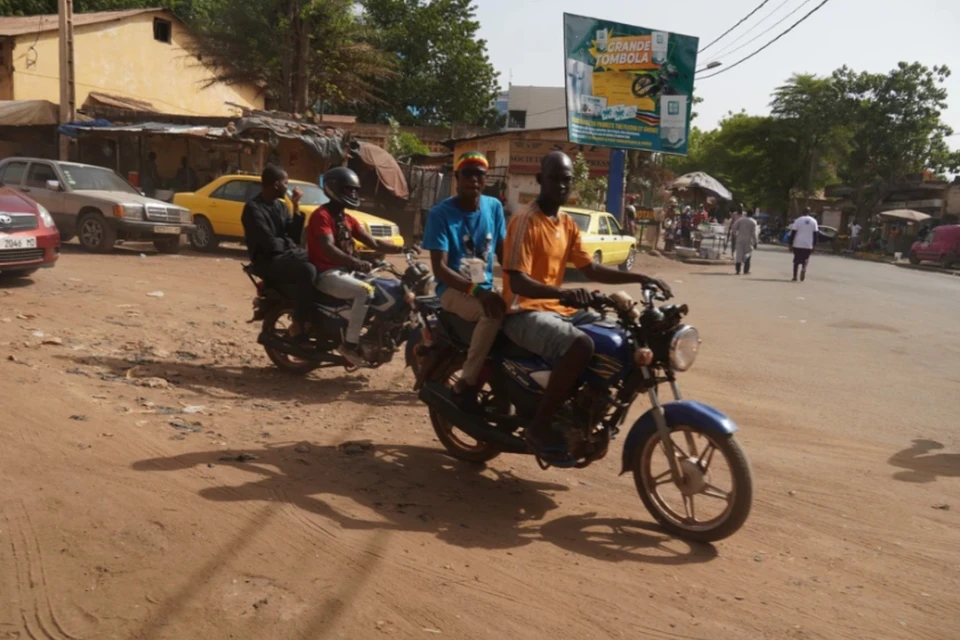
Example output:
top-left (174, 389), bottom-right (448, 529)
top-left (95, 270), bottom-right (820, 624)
top-left (563, 14), bottom-right (698, 155)
top-left (509, 139), bottom-right (611, 177)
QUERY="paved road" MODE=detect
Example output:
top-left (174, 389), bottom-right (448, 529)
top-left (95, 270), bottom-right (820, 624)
top-left (652, 245), bottom-right (960, 449)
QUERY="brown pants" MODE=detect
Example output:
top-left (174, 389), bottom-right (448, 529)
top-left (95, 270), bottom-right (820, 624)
top-left (440, 288), bottom-right (502, 386)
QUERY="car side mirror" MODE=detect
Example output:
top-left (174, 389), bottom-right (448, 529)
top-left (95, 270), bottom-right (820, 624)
top-left (45, 180), bottom-right (62, 191)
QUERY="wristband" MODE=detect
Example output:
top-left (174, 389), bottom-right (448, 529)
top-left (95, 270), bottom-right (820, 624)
top-left (469, 283), bottom-right (480, 297)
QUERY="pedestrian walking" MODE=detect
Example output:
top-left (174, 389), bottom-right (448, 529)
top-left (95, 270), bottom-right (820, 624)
top-left (849, 220), bottom-right (862, 252)
top-left (732, 210), bottom-right (759, 275)
top-left (790, 208), bottom-right (819, 282)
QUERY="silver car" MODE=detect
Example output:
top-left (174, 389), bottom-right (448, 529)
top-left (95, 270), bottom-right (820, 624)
top-left (0, 158), bottom-right (195, 254)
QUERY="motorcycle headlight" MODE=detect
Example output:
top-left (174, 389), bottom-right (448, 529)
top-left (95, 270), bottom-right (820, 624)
top-left (35, 203), bottom-right (56, 228)
top-left (669, 325), bottom-right (701, 372)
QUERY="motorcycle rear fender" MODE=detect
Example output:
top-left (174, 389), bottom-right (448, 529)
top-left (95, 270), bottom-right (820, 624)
top-left (620, 401), bottom-right (739, 475)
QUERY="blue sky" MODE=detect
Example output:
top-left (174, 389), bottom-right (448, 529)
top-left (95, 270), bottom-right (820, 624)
top-left (474, 0), bottom-right (960, 152)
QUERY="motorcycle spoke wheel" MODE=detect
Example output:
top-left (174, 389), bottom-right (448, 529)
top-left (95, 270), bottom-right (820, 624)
top-left (428, 365), bottom-right (500, 464)
top-left (634, 426), bottom-right (752, 541)
top-left (262, 309), bottom-right (320, 375)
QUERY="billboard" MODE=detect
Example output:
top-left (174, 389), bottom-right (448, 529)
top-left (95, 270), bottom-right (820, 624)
top-left (563, 13), bottom-right (699, 156)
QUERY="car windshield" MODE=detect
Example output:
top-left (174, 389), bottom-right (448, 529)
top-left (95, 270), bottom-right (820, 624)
top-left (61, 165), bottom-right (140, 195)
top-left (290, 183), bottom-right (329, 206)
top-left (565, 211), bottom-right (592, 232)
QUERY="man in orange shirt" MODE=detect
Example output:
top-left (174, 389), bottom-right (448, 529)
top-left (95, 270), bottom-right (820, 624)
top-left (502, 152), bottom-right (672, 464)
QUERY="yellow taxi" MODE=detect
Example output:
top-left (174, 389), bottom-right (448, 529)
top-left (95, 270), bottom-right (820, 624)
top-left (173, 174), bottom-right (404, 254)
top-left (562, 206), bottom-right (638, 271)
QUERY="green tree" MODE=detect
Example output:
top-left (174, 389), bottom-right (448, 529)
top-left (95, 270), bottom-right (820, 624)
top-left (188, 0), bottom-right (393, 113)
top-left (386, 118), bottom-right (430, 157)
top-left (358, 0), bottom-right (500, 126)
top-left (573, 152), bottom-right (607, 209)
top-left (0, 0), bottom-right (195, 18)
top-left (770, 73), bottom-right (849, 201)
top-left (832, 62), bottom-right (960, 223)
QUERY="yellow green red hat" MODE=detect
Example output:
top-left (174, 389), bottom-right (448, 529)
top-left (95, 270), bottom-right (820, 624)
top-left (454, 151), bottom-right (489, 173)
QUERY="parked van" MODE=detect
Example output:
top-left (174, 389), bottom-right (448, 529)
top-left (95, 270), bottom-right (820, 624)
top-left (910, 224), bottom-right (960, 268)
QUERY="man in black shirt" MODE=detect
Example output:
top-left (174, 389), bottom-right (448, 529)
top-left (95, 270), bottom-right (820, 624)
top-left (241, 165), bottom-right (316, 335)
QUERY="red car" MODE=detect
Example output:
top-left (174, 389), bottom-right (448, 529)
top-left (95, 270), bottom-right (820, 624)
top-left (0, 185), bottom-right (61, 278)
top-left (910, 224), bottom-right (960, 269)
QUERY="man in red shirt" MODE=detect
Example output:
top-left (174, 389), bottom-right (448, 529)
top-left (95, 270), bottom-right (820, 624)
top-left (306, 167), bottom-right (405, 366)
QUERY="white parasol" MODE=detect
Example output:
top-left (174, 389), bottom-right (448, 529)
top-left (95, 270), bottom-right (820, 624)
top-left (878, 209), bottom-right (931, 223)
top-left (670, 172), bottom-right (733, 201)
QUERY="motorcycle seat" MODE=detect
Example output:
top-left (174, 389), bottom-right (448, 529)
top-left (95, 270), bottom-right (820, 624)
top-left (437, 311), bottom-right (539, 361)
top-left (259, 282), bottom-right (346, 309)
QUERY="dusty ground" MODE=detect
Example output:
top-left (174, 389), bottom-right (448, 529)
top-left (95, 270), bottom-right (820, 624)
top-left (1, 242), bottom-right (957, 640)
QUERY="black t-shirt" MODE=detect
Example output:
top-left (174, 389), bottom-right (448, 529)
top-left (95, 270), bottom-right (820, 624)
top-left (240, 193), bottom-right (305, 264)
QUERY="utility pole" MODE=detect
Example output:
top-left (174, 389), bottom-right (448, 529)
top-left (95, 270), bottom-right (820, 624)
top-left (57, 0), bottom-right (75, 160)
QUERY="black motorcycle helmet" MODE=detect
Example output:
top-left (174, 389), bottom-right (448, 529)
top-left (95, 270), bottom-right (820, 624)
top-left (323, 166), bottom-right (362, 208)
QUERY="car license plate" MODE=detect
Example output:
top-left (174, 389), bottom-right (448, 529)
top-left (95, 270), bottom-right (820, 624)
top-left (0, 235), bottom-right (37, 250)
top-left (154, 226), bottom-right (181, 235)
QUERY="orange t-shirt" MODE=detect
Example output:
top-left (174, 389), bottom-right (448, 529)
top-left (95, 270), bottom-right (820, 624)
top-left (502, 202), bottom-right (592, 315)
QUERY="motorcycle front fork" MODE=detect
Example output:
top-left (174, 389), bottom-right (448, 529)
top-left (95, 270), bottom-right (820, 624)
top-left (645, 371), bottom-right (694, 482)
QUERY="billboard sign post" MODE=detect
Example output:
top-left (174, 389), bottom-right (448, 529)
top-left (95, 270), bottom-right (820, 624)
top-left (563, 13), bottom-right (699, 156)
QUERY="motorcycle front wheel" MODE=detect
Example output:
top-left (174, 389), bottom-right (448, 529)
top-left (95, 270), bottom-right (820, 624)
top-left (631, 426), bottom-right (752, 543)
top-left (428, 360), bottom-right (501, 465)
top-left (261, 306), bottom-right (322, 375)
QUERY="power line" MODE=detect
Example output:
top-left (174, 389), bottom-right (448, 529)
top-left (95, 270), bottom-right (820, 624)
top-left (699, 0), bottom-right (773, 53)
top-left (707, 0), bottom-right (795, 61)
top-left (698, 0), bottom-right (834, 81)
top-left (710, 0), bottom-right (815, 62)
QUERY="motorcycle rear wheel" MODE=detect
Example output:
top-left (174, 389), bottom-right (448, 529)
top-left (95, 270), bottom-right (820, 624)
top-left (261, 306), bottom-right (322, 375)
top-left (428, 361), bottom-right (501, 464)
top-left (631, 426), bottom-right (752, 543)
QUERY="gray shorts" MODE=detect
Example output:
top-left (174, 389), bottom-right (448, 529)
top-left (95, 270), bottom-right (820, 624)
top-left (502, 310), bottom-right (600, 362)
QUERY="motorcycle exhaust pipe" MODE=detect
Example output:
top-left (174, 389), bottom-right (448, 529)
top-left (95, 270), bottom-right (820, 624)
top-left (258, 331), bottom-right (322, 362)
top-left (419, 382), bottom-right (527, 454)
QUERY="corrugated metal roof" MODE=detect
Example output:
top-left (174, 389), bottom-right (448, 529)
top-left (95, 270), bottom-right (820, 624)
top-left (0, 8), bottom-right (169, 37)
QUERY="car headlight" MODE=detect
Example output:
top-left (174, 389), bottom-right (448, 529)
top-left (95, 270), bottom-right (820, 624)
top-left (179, 208), bottom-right (192, 224)
top-left (113, 204), bottom-right (144, 220)
top-left (391, 225), bottom-right (400, 236)
top-left (35, 203), bottom-right (56, 228)
top-left (669, 325), bottom-right (701, 372)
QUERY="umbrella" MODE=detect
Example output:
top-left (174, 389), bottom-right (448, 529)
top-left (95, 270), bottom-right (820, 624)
top-left (670, 172), bottom-right (733, 201)
top-left (878, 209), bottom-right (931, 223)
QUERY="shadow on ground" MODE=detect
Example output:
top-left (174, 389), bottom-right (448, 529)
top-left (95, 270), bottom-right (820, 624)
top-left (132, 442), bottom-right (717, 565)
top-left (0, 274), bottom-right (37, 288)
top-left (888, 439), bottom-right (960, 483)
top-left (56, 352), bottom-right (410, 406)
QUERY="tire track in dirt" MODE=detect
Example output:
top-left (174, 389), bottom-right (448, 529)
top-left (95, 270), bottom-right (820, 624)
top-left (2, 502), bottom-right (81, 640)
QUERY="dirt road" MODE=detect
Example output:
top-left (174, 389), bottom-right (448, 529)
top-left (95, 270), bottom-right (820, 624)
top-left (1, 244), bottom-right (957, 639)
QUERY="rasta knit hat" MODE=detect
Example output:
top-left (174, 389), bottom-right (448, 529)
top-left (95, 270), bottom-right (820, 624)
top-left (454, 151), bottom-right (489, 173)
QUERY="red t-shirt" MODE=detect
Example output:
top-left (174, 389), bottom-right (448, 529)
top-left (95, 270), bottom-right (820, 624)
top-left (306, 205), bottom-right (364, 272)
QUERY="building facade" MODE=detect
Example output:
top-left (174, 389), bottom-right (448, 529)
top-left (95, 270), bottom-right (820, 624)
top-left (502, 85), bottom-right (567, 131)
top-left (0, 9), bottom-right (263, 116)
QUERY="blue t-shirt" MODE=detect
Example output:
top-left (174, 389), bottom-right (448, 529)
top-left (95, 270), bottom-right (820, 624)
top-left (422, 195), bottom-right (506, 296)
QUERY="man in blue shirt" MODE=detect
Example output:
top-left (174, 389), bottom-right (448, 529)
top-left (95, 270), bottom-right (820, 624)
top-left (422, 151), bottom-right (507, 409)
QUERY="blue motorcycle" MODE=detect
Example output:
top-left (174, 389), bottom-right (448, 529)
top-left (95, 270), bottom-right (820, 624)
top-left (408, 287), bottom-right (753, 542)
top-left (245, 250), bottom-right (435, 374)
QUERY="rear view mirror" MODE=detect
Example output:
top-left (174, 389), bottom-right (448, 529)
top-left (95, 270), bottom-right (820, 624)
top-left (45, 180), bottom-right (62, 191)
